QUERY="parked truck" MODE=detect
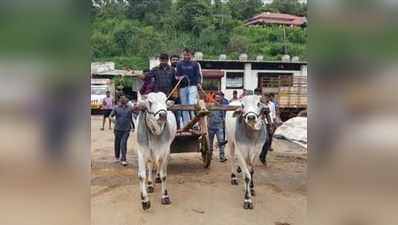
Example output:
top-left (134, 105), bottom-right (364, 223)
top-left (261, 75), bottom-right (307, 121)
top-left (91, 79), bottom-right (114, 111)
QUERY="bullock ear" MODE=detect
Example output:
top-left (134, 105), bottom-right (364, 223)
top-left (166, 100), bottom-right (175, 108)
top-left (232, 108), bottom-right (242, 118)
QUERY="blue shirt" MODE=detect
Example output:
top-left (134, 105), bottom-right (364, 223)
top-left (110, 105), bottom-right (134, 131)
top-left (176, 60), bottom-right (201, 87)
top-left (208, 110), bottom-right (225, 129)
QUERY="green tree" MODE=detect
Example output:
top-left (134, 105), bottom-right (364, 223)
top-left (90, 0), bottom-right (307, 69)
top-left (126, 0), bottom-right (172, 25)
top-left (227, 0), bottom-right (264, 20)
top-left (264, 0), bottom-right (307, 16)
top-left (175, 0), bottom-right (211, 34)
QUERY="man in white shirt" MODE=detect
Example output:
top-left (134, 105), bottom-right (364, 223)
top-left (101, 91), bottom-right (114, 131)
top-left (267, 97), bottom-right (277, 124)
top-left (259, 93), bottom-right (277, 166)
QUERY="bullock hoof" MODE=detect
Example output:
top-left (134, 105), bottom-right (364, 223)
top-left (231, 179), bottom-right (239, 185)
top-left (161, 196), bottom-right (171, 205)
top-left (243, 201), bottom-right (254, 209)
top-left (147, 185), bottom-right (154, 193)
top-left (142, 201), bottom-right (151, 210)
top-left (250, 189), bottom-right (256, 196)
top-left (237, 167), bottom-right (242, 173)
top-left (155, 176), bottom-right (161, 184)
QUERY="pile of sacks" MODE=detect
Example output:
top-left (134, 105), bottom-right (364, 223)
top-left (274, 117), bottom-right (307, 149)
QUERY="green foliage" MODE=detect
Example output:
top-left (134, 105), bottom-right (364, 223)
top-left (175, 0), bottom-right (211, 34)
top-left (90, 1), bottom-right (307, 70)
top-left (227, 0), bottom-right (264, 20)
top-left (126, 0), bottom-right (172, 26)
top-left (264, 0), bottom-right (308, 17)
top-left (228, 26), bottom-right (307, 60)
top-left (112, 75), bottom-right (135, 89)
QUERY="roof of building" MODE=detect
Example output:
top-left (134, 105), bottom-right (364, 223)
top-left (198, 59), bottom-right (308, 65)
top-left (91, 62), bottom-right (142, 76)
top-left (202, 69), bottom-right (224, 78)
top-left (246, 12), bottom-right (306, 26)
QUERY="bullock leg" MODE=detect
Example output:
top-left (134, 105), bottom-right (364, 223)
top-left (159, 156), bottom-right (171, 205)
top-left (155, 173), bottom-right (161, 184)
top-left (249, 168), bottom-right (255, 196)
top-left (138, 153), bottom-right (151, 210)
top-left (236, 153), bottom-right (253, 209)
top-left (147, 161), bottom-right (154, 193)
top-left (249, 148), bottom-right (261, 196)
top-left (229, 142), bottom-right (239, 185)
top-left (154, 157), bottom-right (161, 184)
top-left (155, 162), bottom-right (161, 184)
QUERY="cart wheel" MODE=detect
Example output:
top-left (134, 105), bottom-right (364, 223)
top-left (200, 134), bottom-right (212, 168)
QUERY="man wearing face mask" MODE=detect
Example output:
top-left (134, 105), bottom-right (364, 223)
top-left (150, 53), bottom-right (177, 96)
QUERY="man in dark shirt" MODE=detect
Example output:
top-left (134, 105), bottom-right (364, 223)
top-left (176, 48), bottom-right (202, 127)
top-left (150, 53), bottom-right (176, 96)
top-left (110, 96), bottom-right (135, 166)
top-left (170, 54), bottom-right (183, 128)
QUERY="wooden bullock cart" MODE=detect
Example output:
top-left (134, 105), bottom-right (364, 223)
top-left (168, 100), bottom-right (238, 168)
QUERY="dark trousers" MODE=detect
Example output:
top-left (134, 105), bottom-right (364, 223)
top-left (208, 127), bottom-right (225, 158)
top-left (114, 130), bottom-right (130, 161)
top-left (259, 124), bottom-right (274, 162)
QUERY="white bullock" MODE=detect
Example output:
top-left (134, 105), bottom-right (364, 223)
top-left (134, 92), bottom-right (177, 210)
top-left (226, 95), bottom-right (268, 209)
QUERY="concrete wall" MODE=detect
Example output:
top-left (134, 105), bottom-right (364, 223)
top-left (221, 65), bottom-right (307, 100)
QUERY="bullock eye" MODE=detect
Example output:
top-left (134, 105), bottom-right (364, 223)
top-left (257, 102), bottom-right (261, 107)
top-left (241, 104), bottom-right (244, 108)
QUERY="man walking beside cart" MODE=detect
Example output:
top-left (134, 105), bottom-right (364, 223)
top-left (208, 92), bottom-right (228, 162)
top-left (109, 96), bottom-right (135, 167)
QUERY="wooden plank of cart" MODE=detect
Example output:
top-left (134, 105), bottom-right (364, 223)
top-left (168, 100), bottom-right (239, 169)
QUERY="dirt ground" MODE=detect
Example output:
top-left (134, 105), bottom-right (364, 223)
top-left (91, 115), bottom-right (307, 225)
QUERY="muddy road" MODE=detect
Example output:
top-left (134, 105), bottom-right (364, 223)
top-left (91, 116), bottom-right (307, 225)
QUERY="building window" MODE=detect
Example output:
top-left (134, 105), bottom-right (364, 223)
top-left (258, 73), bottom-right (293, 88)
top-left (226, 72), bottom-right (244, 89)
top-left (202, 78), bottom-right (221, 91)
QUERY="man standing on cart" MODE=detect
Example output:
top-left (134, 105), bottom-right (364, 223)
top-left (170, 54), bottom-right (183, 129)
top-left (176, 48), bottom-right (202, 127)
top-left (149, 53), bottom-right (177, 96)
